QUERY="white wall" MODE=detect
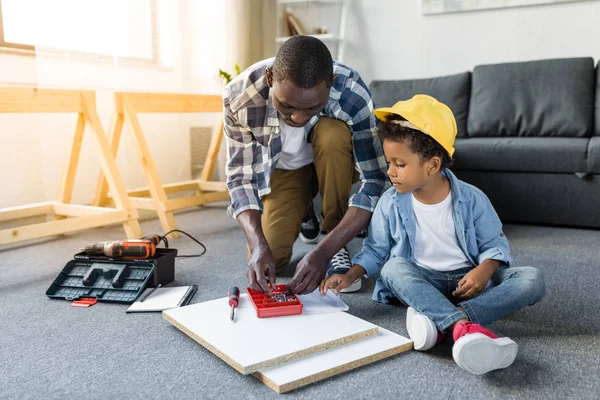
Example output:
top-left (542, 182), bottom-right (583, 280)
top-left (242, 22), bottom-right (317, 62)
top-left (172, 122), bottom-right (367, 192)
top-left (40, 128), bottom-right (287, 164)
top-left (8, 0), bottom-right (598, 209)
top-left (0, 0), bottom-right (227, 209)
top-left (343, 0), bottom-right (600, 84)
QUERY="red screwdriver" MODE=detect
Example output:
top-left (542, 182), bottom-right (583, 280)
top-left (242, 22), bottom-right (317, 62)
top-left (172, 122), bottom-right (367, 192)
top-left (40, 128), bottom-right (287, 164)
top-left (228, 286), bottom-right (240, 322)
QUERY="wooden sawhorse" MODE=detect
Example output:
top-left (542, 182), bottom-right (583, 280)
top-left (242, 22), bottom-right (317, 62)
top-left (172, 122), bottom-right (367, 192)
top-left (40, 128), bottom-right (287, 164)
top-left (0, 88), bottom-right (141, 245)
top-left (93, 92), bottom-right (229, 238)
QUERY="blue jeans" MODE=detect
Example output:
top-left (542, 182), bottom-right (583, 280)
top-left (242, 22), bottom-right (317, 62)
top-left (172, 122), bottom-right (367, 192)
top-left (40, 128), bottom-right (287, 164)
top-left (379, 258), bottom-right (546, 332)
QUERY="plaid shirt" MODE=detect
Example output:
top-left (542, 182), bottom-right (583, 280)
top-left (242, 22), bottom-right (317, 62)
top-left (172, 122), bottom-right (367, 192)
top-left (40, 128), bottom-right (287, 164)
top-left (223, 58), bottom-right (388, 218)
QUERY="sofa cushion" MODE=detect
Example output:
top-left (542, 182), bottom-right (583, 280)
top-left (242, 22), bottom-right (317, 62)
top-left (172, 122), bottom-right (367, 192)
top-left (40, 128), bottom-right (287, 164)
top-left (453, 137), bottom-right (589, 173)
top-left (595, 60), bottom-right (600, 136)
top-left (468, 57), bottom-right (595, 138)
top-left (369, 72), bottom-right (471, 137)
top-left (588, 137), bottom-right (600, 174)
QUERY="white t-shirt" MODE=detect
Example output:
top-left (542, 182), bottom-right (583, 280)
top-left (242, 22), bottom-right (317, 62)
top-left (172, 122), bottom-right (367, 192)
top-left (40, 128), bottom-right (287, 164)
top-left (412, 192), bottom-right (472, 271)
top-left (276, 119), bottom-right (314, 170)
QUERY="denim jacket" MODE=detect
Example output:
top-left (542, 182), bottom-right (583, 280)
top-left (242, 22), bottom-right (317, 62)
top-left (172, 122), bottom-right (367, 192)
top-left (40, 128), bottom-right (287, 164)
top-left (352, 169), bottom-right (512, 303)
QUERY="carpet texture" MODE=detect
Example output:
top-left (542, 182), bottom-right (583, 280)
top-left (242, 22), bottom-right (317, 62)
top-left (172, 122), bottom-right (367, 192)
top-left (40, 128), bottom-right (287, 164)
top-left (1, 203), bottom-right (599, 399)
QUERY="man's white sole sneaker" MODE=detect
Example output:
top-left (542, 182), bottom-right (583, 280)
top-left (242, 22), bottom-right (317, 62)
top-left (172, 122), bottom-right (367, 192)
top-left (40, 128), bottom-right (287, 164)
top-left (339, 278), bottom-right (361, 293)
top-left (299, 215), bottom-right (321, 244)
top-left (299, 232), bottom-right (321, 244)
top-left (452, 333), bottom-right (518, 375)
top-left (406, 307), bottom-right (438, 351)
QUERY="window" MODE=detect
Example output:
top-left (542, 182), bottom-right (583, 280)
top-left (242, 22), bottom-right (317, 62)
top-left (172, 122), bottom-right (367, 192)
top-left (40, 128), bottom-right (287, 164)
top-left (0, 0), bottom-right (156, 60)
top-left (0, 0), bottom-right (33, 52)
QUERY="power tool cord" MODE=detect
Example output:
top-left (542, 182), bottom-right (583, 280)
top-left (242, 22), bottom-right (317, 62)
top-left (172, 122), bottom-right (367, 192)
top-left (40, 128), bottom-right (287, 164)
top-left (160, 229), bottom-right (207, 258)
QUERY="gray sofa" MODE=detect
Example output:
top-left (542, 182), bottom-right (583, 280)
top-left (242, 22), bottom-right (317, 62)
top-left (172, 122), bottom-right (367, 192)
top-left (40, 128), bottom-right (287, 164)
top-left (370, 57), bottom-right (600, 229)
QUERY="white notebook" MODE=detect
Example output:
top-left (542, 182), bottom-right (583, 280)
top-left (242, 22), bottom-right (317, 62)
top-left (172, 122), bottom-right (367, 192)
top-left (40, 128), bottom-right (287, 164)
top-left (126, 285), bottom-right (198, 313)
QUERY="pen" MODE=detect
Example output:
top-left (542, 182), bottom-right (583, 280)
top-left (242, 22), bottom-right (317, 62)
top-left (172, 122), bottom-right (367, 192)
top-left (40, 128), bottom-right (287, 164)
top-left (140, 284), bottom-right (161, 302)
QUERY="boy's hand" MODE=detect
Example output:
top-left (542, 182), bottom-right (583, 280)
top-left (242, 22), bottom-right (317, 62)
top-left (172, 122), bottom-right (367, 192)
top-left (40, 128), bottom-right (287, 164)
top-left (319, 264), bottom-right (366, 295)
top-left (320, 274), bottom-right (354, 295)
top-left (453, 260), bottom-right (501, 299)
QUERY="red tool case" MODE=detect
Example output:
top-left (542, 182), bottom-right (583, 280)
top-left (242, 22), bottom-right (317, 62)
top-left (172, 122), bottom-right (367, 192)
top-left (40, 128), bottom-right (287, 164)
top-left (246, 284), bottom-right (303, 318)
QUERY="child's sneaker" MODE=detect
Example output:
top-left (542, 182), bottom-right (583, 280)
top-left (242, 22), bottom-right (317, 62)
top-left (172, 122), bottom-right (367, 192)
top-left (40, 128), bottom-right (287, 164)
top-left (452, 322), bottom-right (518, 375)
top-left (406, 307), bottom-right (444, 351)
top-left (326, 247), bottom-right (361, 292)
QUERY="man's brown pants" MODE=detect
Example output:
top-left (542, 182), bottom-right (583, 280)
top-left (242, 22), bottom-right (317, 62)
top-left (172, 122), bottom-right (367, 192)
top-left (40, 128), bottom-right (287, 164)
top-left (261, 117), bottom-right (356, 270)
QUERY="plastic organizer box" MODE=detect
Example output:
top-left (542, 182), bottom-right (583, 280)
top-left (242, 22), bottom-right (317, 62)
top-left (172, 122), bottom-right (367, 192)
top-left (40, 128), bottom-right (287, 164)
top-left (246, 284), bottom-right (303, 318)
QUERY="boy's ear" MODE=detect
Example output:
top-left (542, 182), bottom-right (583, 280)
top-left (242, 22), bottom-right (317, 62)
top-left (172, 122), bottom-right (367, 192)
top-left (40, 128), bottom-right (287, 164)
top-left (428, 156), bottom-right (442, 174)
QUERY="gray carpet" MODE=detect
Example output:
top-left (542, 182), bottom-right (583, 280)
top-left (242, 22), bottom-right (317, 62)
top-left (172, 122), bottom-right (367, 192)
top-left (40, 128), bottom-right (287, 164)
top-left (1, 204), bottom-right (599, 399)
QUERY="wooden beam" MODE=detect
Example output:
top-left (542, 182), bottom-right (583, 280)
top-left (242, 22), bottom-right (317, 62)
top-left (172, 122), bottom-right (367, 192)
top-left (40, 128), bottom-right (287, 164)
top-left (92, 113), bottom-right (124, 207)
top-left (52, 203), bottom-right (118, 217)
top-left (0, 202), bottom-right (54, 222)
top-left (122, 180), bottom-right (227, 198)
top-left (164, 195), bottom-right (206, 211)
top-left (116, 92), bottom-right (222, 113)
top-left (128, 197), bottom-right (159, 210)
top-left (81, 93), bottom-right (141, 239)
top-left (164, 191), bottom-right (230, 211)
top-left (198, 181), bottom-right (228, 192)
top-left (200, 191), bottom-right (230, 203)
top-left (57, 113), bottom-right (86, 205)
top-left (0, 210), bottom-right (128, 244)
top-left (122, 100), bottom-right (178, 235)
top-left (125, 180), bottom-right (201, 197)
top-left (0, 88), bottom-right (87, 113)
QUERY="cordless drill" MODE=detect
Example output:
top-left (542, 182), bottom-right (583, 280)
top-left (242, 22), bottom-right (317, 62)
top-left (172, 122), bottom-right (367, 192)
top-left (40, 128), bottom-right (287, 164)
top-left (82, 235), bottom-right (161, 260)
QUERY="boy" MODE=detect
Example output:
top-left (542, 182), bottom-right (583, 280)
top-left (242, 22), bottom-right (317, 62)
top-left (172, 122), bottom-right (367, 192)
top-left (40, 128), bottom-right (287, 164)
top-left (320, 95), bottom-right (546, 375)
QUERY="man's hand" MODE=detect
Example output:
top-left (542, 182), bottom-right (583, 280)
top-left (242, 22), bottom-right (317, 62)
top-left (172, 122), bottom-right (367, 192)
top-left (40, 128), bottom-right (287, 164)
top-left (320, 265), bottom-right (366, 295)
top-left (287, 248), bottom-right (329, 295)
top-left (236, 210), bottom-right (276, 294)
top-left (247, 246), bottom-right (277, 293)
top-left (452, 259), bottom-right (501, 299)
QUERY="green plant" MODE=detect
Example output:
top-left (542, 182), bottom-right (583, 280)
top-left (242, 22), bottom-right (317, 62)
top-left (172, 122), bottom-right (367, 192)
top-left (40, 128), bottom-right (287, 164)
top-left (218, 63), bottom-right (242, 85)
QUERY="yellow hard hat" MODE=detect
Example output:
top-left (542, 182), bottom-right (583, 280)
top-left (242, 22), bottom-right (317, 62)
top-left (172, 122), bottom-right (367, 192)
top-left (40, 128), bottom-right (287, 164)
top-left (374, 94), bottom-right (457, 158)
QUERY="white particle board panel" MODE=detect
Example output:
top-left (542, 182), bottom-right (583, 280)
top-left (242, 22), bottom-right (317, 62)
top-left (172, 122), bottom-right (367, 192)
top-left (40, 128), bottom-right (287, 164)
top-left (254, 328), bottom-right (413, 393)
top-left (163, 294), bottom-right (379, 374)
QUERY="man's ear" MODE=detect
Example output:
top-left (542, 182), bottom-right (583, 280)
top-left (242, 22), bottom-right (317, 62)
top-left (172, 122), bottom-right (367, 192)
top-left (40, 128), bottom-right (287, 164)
top-left (266, 68), bottom-right (273, 87)
top-left (428, 156), bottom-right (442, 174)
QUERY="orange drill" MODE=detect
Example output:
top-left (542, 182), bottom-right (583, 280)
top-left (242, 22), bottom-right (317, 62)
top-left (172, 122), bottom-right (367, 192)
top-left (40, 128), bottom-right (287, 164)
top-left (83, 235), bottom-right (161, 259)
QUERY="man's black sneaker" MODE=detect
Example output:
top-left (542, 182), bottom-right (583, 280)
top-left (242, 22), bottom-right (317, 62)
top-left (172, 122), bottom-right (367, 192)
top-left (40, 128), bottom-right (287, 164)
top-left (326, 247), bottom-right (361, 292)
top-left (299, 207), bottom-right (321, 244)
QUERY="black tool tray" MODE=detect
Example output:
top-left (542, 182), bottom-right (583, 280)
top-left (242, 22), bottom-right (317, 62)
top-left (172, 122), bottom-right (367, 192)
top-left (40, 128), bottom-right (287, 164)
top-left (46, 260), bottom-right (154, 303)
top-left (72, 248), bottom-right (177, 287)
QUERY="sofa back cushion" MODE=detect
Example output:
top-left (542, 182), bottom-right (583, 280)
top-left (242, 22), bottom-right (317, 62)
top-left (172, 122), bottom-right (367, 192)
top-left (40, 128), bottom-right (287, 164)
top-left (369, 72), bottom-right (471, 137)
top-left (595, 60), bottom-right (600, 136)
top-left (468, 57), bottom-right (595, 138)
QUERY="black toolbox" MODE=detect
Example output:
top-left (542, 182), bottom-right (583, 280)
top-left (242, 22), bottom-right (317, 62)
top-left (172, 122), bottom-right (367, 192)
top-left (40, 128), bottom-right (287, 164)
top-left (46, 248), bottom-right (177, 303)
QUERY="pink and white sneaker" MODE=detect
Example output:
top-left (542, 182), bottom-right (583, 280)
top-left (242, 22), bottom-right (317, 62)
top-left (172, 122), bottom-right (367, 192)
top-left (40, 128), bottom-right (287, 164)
top-left (452, 322), bottom-right (518, 375)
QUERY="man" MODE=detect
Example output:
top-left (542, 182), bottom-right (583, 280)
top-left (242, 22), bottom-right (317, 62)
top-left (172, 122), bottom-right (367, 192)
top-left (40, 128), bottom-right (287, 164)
top-left (223, 35), bottom-right (388, 295)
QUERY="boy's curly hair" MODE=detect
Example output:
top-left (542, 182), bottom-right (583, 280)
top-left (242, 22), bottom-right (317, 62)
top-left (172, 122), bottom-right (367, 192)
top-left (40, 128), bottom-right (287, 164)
top-left (377, 114), bottom-right (453, 169)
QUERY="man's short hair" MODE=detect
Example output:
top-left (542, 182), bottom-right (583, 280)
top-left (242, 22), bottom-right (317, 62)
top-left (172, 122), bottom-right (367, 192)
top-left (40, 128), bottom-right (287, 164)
top-left (272, 35), bottom-right (334, 89)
